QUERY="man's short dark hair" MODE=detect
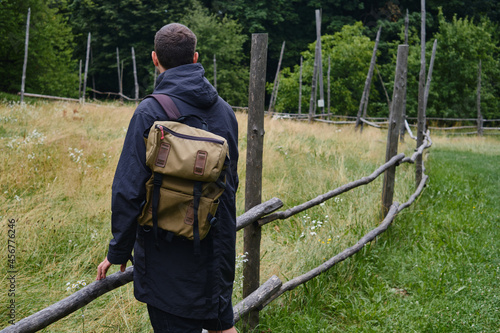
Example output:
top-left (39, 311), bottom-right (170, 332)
top-left (154, 23), bottom-right (197, 70)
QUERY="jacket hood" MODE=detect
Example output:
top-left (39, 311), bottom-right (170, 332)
top-left (153, 63), bottom-right (218, 109)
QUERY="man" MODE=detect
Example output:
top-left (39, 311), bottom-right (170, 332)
top-left (96, 23), bottom-right (239, 333)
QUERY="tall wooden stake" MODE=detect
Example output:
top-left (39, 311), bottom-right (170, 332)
top-left (400, 9), bottom-right (410, 141)
top-left (268, 41), bottom-right (285, 112)
top-left (308, 11), bottom-right (321, 123)
top-left (116, 48), bottom-right (123, 103)
top-left (315, 10), bottom-right (325, 114)
top-left (20, 8), bottom-right (31, 104)
top-left (78, 60), bottom-right (82, 101)
top-left (242, 33), bottom-right (268, 332)
top-left (424, 39), bottom-right (438, 113)
top-left (327, 55), bottom-right (331, 116)
top-left (477, 60), bottom-right (483, 136)
top-left (356, 26), bottom-right (382, 131)
top-left (382, 45), bottom-right (408, 217)
top-left (416, 0), bottom-right (426, 187)
top-left (298, 56), bottom-right (303, 114)
top-left (132, 47), bottom-right (139, 103)
top-left (83, 33), bottom-right (91, 104)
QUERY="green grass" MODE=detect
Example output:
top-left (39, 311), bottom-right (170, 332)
top-left (256, 139), bottom-right (500, 332)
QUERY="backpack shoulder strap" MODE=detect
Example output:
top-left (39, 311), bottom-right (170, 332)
top-left (144, 94), bottom-right (182, 120)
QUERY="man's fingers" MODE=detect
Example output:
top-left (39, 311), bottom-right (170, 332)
top-left (96, 258), bottom-right (111, 281)
top-left (120, 263), bottom-right (126, 272)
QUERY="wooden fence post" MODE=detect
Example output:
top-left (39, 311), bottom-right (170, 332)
top-left (381, 44), bottom-right (408, 217)
top-left (416, 0), bottom-right (426, 187)
top-left (356, 26), bottom-right (381, 131)
top-left (20, 8), bottom-right (30, 104)
top-left (400, 9), bottom-right (410, 141)
top-left (116, 47), bottom-right (123, 103)
top-left (298, 56), bottom-right (303, 114)
top-left (308, 10), bottom-right (321, 123)
top-left (83, 32), bottom-right (91, 104)
top-left (242, 33), bottom-right (268, 332)
top-left (131, 47), bottom-right (139, 103)
top-left (78, 60), bottom-right (82, 101)
top-left (327, 55), bottom-right (331, 116)
top-left (315, 9), bottom-right (325, 114)
top-left (424, 39), bottom-right (437, 114)
top-left (268, 41), bottom-right (285, 112)
top-left (477, 60), bottom-right (483, 136)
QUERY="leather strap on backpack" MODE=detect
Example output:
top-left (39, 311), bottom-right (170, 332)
top-left (144, 94), bottom-right (182, 120)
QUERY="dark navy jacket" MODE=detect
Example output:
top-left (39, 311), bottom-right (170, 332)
top-left (107, 63), bottom-right (239, 319)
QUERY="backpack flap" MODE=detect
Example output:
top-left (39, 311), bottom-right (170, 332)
top-left (146, 121), bottom-right (229, 182)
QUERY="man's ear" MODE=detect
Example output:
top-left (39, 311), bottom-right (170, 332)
top-left (152, 51), bottom-right (159, 67)
top-left (193, 52), bottom-right (199, 64)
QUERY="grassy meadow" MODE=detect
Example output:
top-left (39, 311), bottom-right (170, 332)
top-left (0, 99), bottom-right (498, 332)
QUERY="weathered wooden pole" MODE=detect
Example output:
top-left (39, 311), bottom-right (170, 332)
top-left (477, 60), bottom-right (483, 136)
top-left (308, 22), bottom-right (320, 122)
top-left (315, 10), bottom-right (325, 114)
top-left (242, 33), bottom-right (268, 332)
top-left (356, 26), bottom-right (381, 131)
top-left (78, 59), bottom-right (82, 101)
top-left (116, 47), bottom-right (123, 103)
top-left (400, 9), bottom-right (410, 141)
top-left (416, 0), bottom-right (426, 187)
top-left (382, 44), bottom-right (408, 217)
top-left (213, 54), bottom-right (217, 90)
top-left (82, 33), bottom-right (91, 104)
top-left (20, 8), bottom-right (31, 104)
top-left (131, 47), bottom-right (139, 102)
top-left (327, 55), bottom-right (331, 116)
top-left (298, 56), bottom-right (303, 114)
top-left (361, 26), bottom-right (382, 130)
top-left (424, 39), bottom-right (437, 113)
top-left (268, 41), bottom-right (285, 112)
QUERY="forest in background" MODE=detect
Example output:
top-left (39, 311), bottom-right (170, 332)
top-left (0, 0), bottom-right (499, 119)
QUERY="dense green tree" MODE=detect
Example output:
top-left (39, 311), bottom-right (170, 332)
top-left (426, 10), bottom-right (499, 119)
top-left (0, 0), bottom-right (78, 97)
top-left (181, 4), bottom-right (249, 106)
top-left (384, 9), bottom-right (500, 120)
top-left (272, 22), bottom-right (379, 116)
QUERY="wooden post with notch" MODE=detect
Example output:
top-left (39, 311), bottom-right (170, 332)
top-left (381, 44), bottom-right (408, 217)
top-left (242, 33), bottom-right (268, 332)
top-left (416, 0), bottom-right (426, 187)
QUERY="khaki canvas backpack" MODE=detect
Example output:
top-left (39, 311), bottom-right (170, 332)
top-left (137, 94), bottom-right (229, 253)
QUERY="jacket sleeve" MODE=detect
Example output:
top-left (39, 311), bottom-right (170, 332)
top-left (107, 110), bottom-right (154, 264)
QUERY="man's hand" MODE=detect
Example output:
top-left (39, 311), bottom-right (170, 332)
top-left (96, 257), bottom-right (127, 280)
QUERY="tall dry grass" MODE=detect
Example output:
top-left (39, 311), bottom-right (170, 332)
top-left (1, 101), bottom-right (421, 331)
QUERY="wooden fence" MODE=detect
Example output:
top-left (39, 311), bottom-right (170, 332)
top-left (0, 129), bottom-right (432, 333)
top-left (0, 37), bottom-right (433, 333)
